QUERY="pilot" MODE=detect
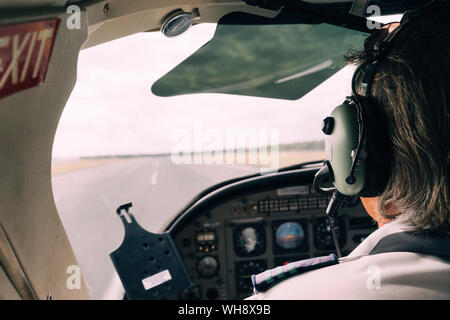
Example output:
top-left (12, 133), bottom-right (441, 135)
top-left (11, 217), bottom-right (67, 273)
top-left (247, 1), bottom-right (450, 300)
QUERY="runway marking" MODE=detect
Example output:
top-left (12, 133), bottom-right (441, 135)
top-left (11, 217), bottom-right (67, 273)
top-left (151, 170), bottom-right (158, 185)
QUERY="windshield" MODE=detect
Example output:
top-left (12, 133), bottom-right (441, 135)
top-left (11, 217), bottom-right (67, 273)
top-left (51, 16), bottom-right (395, 299)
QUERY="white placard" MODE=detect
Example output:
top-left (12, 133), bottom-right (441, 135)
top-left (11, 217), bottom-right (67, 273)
top-left (142, 269), bottom-right (172, 290)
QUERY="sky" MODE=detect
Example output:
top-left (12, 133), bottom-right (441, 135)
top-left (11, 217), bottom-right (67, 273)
top-left (52, 16), bottom-right (399, 159)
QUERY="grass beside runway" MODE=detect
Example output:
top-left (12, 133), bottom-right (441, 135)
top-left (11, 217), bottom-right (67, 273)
top-left (277, 150), bottom-right (324, 168)
top-left (51, 158), bottom-right (122, 176)
top-left (51, 150), bottom-right (324, 176)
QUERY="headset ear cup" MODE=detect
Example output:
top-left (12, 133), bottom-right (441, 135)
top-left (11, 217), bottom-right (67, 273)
top-left (360, 99), bottom-right (392, 197)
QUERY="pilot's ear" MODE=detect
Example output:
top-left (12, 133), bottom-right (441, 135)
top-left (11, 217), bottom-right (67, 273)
top-left (360, 196), bottom-right (377, 216)
top-left (360, 197), bottom-right (382, 226)
top-left (360, 196), bottom-right (399, 227)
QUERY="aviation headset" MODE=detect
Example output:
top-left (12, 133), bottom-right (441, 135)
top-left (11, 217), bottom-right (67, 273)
top-left (314, 0), bottom-right (447, 198)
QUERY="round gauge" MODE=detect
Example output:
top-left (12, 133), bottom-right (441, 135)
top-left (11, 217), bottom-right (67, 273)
top-left (161, 12), bottom-right (193, 37)
top-left (276, 222), bottom-right (305, 249)
top-left (235, 260), bottom-right (267, 294)
top-left (233, 224), bottom-right (266, 257)
top-left (313, 217), bottom-right (346, 251)
top-left (197, 256), bottom-right (219, 278)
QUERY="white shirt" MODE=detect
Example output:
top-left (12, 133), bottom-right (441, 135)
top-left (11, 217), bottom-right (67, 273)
top-left (247, 219), bottom-right (450, 300)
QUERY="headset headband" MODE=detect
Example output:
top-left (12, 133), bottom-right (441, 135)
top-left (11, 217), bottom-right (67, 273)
top-left (354, 0), bottom-right (447, 98)
top-left (344, 1), bottom-right (445, 185)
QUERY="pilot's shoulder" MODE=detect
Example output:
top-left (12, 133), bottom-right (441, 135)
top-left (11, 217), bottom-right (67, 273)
top-left (246, 252), bottom-right (450, 300)
top-left (250, 254), bottom-right (339, 294)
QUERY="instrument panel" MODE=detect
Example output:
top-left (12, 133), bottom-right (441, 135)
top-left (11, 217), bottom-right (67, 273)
top-left (170, 183), bottom-right (377, 300)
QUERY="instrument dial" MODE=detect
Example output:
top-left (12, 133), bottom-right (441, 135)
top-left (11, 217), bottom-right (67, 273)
top-left (233, 224), bottom-right (266, 257)
top-left (313, 217), bottom-right (346, 251)
top-left (197, 256), bottom-right (219, 278)
top-left (235, 260), bottom-right (267, 294)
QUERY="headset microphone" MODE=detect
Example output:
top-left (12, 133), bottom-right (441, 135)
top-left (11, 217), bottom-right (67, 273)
top-left (325, 191), bottom-right (346, 258)
top-left (314, 164), bottom-right (346, 258)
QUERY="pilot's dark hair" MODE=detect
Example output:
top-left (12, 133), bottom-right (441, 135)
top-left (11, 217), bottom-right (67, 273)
top-left (346, 2), bottom-right (450, 234)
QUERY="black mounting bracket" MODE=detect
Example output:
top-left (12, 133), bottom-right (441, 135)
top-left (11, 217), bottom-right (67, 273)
top-left (109, 203), bottom-right (193, 300)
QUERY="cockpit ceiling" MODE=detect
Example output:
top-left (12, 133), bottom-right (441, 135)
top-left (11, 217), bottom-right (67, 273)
top-left (0, 0), bottom-right (275, 47)
top-left (81, 0), bottom-right (279, 49)
top-left (0, 1), bottom-right (431, 49)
